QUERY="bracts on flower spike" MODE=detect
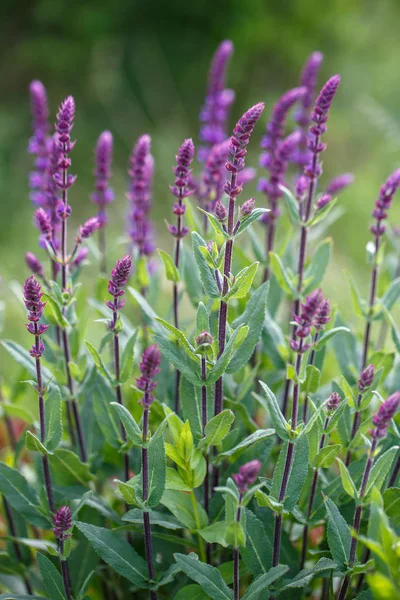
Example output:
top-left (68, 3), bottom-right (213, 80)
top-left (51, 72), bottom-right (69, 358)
top-left (168, 138), bottom-right (195, 414)
top-left (23, 276), bottom-right (55, 514)
top-left (106, 255), bottom-right (132, 487)
top-left (92, 130), bottom-right (114, 273)
top-left (53, 506), bottom-right (73, 600)
top-left (138, 345), bottom-right (161, 600)
top-left (337, 392), bottom-right (400, 600)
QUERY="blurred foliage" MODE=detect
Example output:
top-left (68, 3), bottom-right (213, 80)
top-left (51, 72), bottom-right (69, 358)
top-left (0, 0), bottom-right (400, 354)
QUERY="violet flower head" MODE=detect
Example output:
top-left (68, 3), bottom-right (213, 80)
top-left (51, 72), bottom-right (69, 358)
top-left (78, 217), bottom-right (100, 240)
top-left (128, 134), bottom-right (155, 256)
top-left (326, 173), bottom-right (354, 195)
top-left (72, 247), bottom-right (88, 268)
top-left (92, 130), bottom-right (114, 227)
top-left (199, 40), bottom-right (235, 161)
top-left (260, 87), bottom-right (306, 156)
top-left (28, 81), bottom-right (51, 209)
top-left (291, 288), bottom-right (323, 352)
top-left (371, 392), bottom-right (400, 439)
top-left (358, 364), bottom-right (375, 392)
top-left (169, 139), bottom-right (195, 240)
top-left (310, 75), bottom-right (341, 136)
top-left (224, 102), bottom-right (265, 200)
top-left (202, 139), bottom-right (230, 206)
top-left (239, 197), bottom-right (256, 217)
top-left (316, 193), bottom-right (332, 211)
top-left (107, 255), bottom-right (132, 310)
top-left (53, 96), bottom-right (76, 198)
top-left (137, 344), bottom-right (161, 407)
top-left (35, 208), bottom-right (52, 240)
top-left (196, 331), bottom-right (213, 346)
top-left (215, 199), bottom-right (227, 222)
top-left (53, 506), bottom-right (72, 541)
top-left (327, 391), bottom-right (341, 411)
top-left (233, 459), bottom-right (262, 494)
top-left (313, 298), bottom-right (331, 331)
top-left (370, 169), bottom-right (400, 237)
top-left (25, 252), bottom-right (44, 279)
top-left (23, 275), bottom-right (48, 356)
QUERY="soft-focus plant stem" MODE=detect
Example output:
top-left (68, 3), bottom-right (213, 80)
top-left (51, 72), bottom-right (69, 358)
top-left (300, 415), bottom-right (329, 569)
top-left (59, 540), bottom-right (72, 600)
top-left (34, 323), bottom-right (55, 514)
top-left (282, 135), bottom-right (320, 419)
top-left (173, 187), bottom-right (183, 415)
top-left (273, 340), bottom-right (303, 567)
top-left (142, 397), bottom-right (157, 600)
top-left (337, 437), bottom-right (378, 600)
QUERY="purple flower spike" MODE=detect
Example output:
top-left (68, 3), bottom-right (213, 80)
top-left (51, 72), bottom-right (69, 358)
top-left (25, 252), bottom-right (44, 278)
top-left (311, 75), bottom-right (341, 136)
top-left (72, 247), bottom-right (89, 268)
top-left (169, 139), bottom-right (195, 240)
top-left (326, 173), bottom-right (354, 195)
top-left (53, 506), bottom-right (72, 541)
top-left (92, 130), bottom-right (114, 226)
top-left (327, 391), bottom-right (341, 411)
top-left (313, 298), bottom-right (331, 330)
top-left (358, 364), bottom-right (375, 392)
top-left (199, 40), bottom-right (235, 161)
top-left (78, 217), bottom-right (100, 240)
top-left (233, 459), bottom-right (262, 494)
top-left (107, 255), bottom-right (132, 311)
top-left (137, 345), bottom-right (161, 407)
top-left (371, 392), bottom-right (400, 439)
top-left (291, 288), bottom-right (323, 351)
top-left (370, 169), bottom-right (400, 238)
top-left (240, 197), bottom-right (256, 217)
top-left (23, 276), bottom-right (48, 356)
top-left (28, 81), bottom-right (51, 210)
top-left (35, 208), bottom-right (52, 239)
top-left (128, 134), bottom-right (155, 256)
top-left (215, 200), bottom-right (227, 222)
top-left (202, 139), bottom-right (230, 208)
top-left (316, 193), bottom-right (332, 211)
top-left (55, 96), bottom-right (75, 150)
top-left (260, 87), bottom-right (306, 155)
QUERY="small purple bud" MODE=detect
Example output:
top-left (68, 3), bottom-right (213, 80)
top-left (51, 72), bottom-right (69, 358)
top-left (215, 200), bottom-right (227, 222)
top-left (53, 506), bottom-right (72, 541)
top-left (296, 175), bottom-right (308, 199)
top-left (371, 392), bottom-right (400, 439)
top-left (35, 208), bottom-right (52, 238)
top-left (313, 298), bottom-right (331, 330)
top-left (358, 364), bottom-right (375, 392)
top-left (23, 276), bottom-right (46, 323)
top-left (316, 193), bottom-right (332, 210)
top-left (79, 217), bottom-right (100, 239)
top-left (196, 331), bottom-right (213, 346)
top-left (25, 252), bottom-right (44, 278)
top-left (327, 391), bottom-right (341, 411)
top-left (326, 173), bottom-right (354, 195)
top-left (239, 197), bottom-right (256, 217)
top-left (137, 344), bottom-right (161, 407)
top-left (232, 459), bottom-right (262, 494)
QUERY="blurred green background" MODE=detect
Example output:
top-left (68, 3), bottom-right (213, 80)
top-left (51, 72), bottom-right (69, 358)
top-left (1, 0), bottom-right (400, 349)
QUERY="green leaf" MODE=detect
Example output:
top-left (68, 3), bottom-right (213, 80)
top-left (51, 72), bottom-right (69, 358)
top-left (154, 334), bottom-right (201, 386)
top-left (280, 558), bottom-right (337, 590)
top-left (85, 341), bottom-right (115, 386)
top-left (196, 302), bottom-right (210, 336)
top-left (241, 509), bottom-right (272, 577)
top-left (110, 402), bottom-right (142, 446)
top-left (242, 565), bottom-right (289, 599)
top-left (365, 446), bottom-right (399, 497)
top-left (49, 449), bottom-right (94, 487)
top-left (257, 382), bottom-right (290, 440)
top-left (0, 462), bottom-right (50, 528)
top-left (192, 232), bottom-right (220, 299)
top-left (161, 490), bottom-right (208, 529)
top-left (37, 552), bottom-right (66, 600)
top-left (158, 249), bottom-right (180, 282)
top-left (314, 444), bottom-right (342, 468)
top-left (174, 585), bottom-right (209, 600)
top-left (207, 326), bottom-right (249, 385)
top-left (42, 292), bottom-right (69, 329)
top-left (174, 553), bottom-right (234, 600)
top-left (1, 340), bottom-right (54, 388)
top-left (235, 208), bottom-right (270, 236)
top-left (119, 330), bottom-right (139, 383)
top-left (222, 262), bottom-right (259, 302)
top-left (383, 487), bottom-right (400, 526)
top-left (155, 318), bottom-right (197, 358)
top-left (76, 570), bottom-right (95, 600)
top-left (306, 198), bottom-right (338, 227)
top-left (198, 410), bottom-right (235, 450)
top-left (199, 522), bottom-right (229, 547)
top-left (25, 431), bottom-right (48, 455)
top-left (146, 434), bottom-right (166, 508)
top-left (271, 435), bottom-right (309, 511)
top-left (280, 185), bottom-right (301, 225)
top-left (346, 271), bottom-right (366, 318)
top-left (44, 387), bottom-right (63, 452)
top-left (226, 282), bottom-right (269, 374)
top-left (380, 277), bottom-right (400, 311)
top-left (198, 208), bottom-right (230, 239)
top-left (303, 238), bottom-right (332, 294)
top-left (315, 326), bottom-right (351, 350)
top-left (304, 364), bottom-right (321, 394)
top-left (123, 508), bottom-right (183, 530)
top-left (93, 381), bottom-right (121, 448)
top-left (216, 429), bottom-right (275, 462)
top-left (269, 253), bottom-right (297, 296)
top-left (336, 458), bottom-right (358, 499)
top-left (165, 467), bottom-right (192, 491)
top-left (75, 522), bottom-right (148, 586)
top-left (324, 496), bottom-right (351, 568)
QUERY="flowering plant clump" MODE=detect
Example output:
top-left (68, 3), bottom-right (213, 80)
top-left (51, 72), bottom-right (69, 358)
top-left (0, 41), bottom-right (400, 600)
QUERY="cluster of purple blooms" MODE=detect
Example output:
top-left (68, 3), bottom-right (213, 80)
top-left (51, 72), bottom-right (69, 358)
top-left (53, 506), bottom-right (72, 542)
top-left (359, 364), bottom-right (375, 392)
top-left (136, 345), bottom-right (161, 408)
top-left (371, 392), bottom-right (400, 439)
top-left (291, 288), bottom-right (331, 352)
top-left (168, 139), bottom-right (195, 240)
top-left (106, 255), bottom-right (132, 314)
top-left (92, 130), bottom-right (114, 228)
top-left (23, 276), bottom-right (48, 358)
top-left (128, 135), bottom-right (155, 257)
top-left (233, 459), bottom-right (262, 494)
top-left (326, 391), bottom-right (341, 411)
top-left (370, 169), bottom-right (400, 237)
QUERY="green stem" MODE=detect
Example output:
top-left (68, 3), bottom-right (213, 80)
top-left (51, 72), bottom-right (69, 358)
top-left (190, 490), bottom-right (206, 562)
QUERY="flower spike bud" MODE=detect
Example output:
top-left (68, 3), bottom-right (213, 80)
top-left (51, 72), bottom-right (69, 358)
top-left (25, 252), bottom-right (45, 279)
top-left (137, 345), bottom-right (161, 407)
top-left (326, 173), bottom-right (354, 195)
top-left (358, 364), bottom-right (375, 392)
top-left (53, 506), bottom-right (72, 541)
top-left (233, 460), bottom-right (262, 494)
top-left (327, 391), bottom-right (341, 411)
top-left (371, 392), bottom-right (400, 439)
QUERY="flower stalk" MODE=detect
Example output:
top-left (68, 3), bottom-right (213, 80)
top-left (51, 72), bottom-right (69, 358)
top-left (54, 506), bottom-right (73, 600)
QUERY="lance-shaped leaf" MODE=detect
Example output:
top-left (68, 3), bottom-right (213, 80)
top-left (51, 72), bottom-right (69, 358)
top-left (155, 318), bottom-right (198, 359)
top-left (157, 249), bottom-right (180, 282)
top-left (270, 435), bottom-right (309, 511)
top-left (303, 238), bottom-right (332, 294)
top-left (198, 208), bottom-right (231, 239)
top-left (269, 252), bottom-right (297, 296)
top-left (324, 496), bottom-right (351, 568)
top-left (222, 262), bottom-right (259, 303)
top-left (26, 431), bottom-right (48, 455)
top-left (365, 446), bottom-right (399, 498)
top-left (240, 509), bottom-right (272, 577)
top-left (44, 386), bottom-right (63, 452)
top-left (242, 565), bottom-right (289, 599)
top-left (37, 552), bottom-right (66, 600)
top-left (280, 185), bottom-right (301, 225)
top-left (111, 402), bottom-right (142, 446)
top-left (192, 232), bottom-right (221, 299)
top-left (216, 429), bottom-right (275, 462)
top-left (313, 444), bottom-right (342, 469)
top-left (315, 326), bottom-right (351, 350)
top-left (119, 330), bottom-right (139, 383)
top-left (206, 326), bottom-right (249, 385)
top-left (198, 410), bottom-right (235, 450)
top-left (0, 462), bottom-right (50, 528)
top-left (161, 490), bottom-right (208, 530)
top-left (1, 340), bottom-right (54, 389)
top-left (305, 198), bottom-right (337, 227)
top-left (235, 208), bottom-right (270, 236)
top-left (85, 341), bottom-right (115, 386)
top-left (174, 553), bottom-right (233, 600)
top-left (128, 287), bottom-right (165, 334)
top-left (336, 458), bottom-right (358, 499)
top-left (154, 334), bottom-right (202, 386)
top-left (256, 382), bottom-right (290, 440)
top-left (280, 558), bottom-right (337, 590)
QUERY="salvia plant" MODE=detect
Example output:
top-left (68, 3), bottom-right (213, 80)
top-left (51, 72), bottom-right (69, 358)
top-left (0, 40), bottom-right (399, 600)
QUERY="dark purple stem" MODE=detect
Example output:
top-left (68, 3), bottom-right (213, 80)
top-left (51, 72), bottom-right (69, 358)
top-left (59, 540), bottom-right (72, 600)
top-left (263, 208), bottom-right (276, 282)
top-left (281, 134), bottom-right (320, 418)
top-left (273, 340), bottom-right (304, 566)
top-left (142, 400), bottom-right (157, 600)
top-left (34, 323), bottom-right (55, 514)
top-left (99, 226), bottom-right (107, 274)
top-left (173, 187), bottom-right (184, 414)
top-left (337, 438), bottom-right (378, 600)
top-left (300, 415), bottom-right (329, 569)
top-left (303, 331), bottom-right (320, 422)
top-left (112, 302), bottom-right (130, 486)
top-left (233, 493), bottom-right (243, 600)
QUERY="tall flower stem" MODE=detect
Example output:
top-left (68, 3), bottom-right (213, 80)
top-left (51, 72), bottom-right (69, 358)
top-left (112, 305), bottom-right (129, 483)
top-left (233, 492), bottom-right (243, 600)
top-left (201, 356), bottom-right (209, 517)
top-left (142, 399), bottom-right (157, 600)
top-left (173, 184), bottom-right (184, 413)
